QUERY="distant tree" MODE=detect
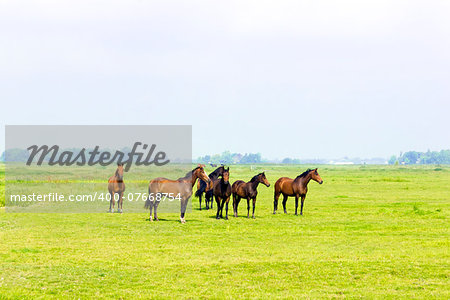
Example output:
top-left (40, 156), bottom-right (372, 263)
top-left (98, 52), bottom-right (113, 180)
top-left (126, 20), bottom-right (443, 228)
top-left (388, 155), bottom-right (397, 165)
top-left (4, 148), bottom-right (29, 162)
top-left (240, 153), bottom-right (262, 164)
top-left (394, 149), bottom-right (450, 165)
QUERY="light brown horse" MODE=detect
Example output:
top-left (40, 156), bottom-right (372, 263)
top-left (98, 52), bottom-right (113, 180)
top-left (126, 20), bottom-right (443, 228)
top-left (108, 164), bottom-right (125, 213)
top-left (144, 164), bottom-right (210, 223)
top-left (212, 167), bottom-right (231, 219)
top-left (273, 168), bottom-right (323, 215)
top-left (232, 172), bottom-right (270, 218)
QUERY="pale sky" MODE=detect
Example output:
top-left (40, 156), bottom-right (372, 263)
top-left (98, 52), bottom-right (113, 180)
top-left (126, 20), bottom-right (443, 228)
top-left (1, 0), bottom-right (449, 159)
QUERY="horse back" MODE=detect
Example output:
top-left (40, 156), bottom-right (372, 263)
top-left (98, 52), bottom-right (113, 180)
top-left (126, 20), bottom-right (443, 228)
top-left (232, 180), bottom-right (245, 193)
top-left (149, 177), bottom-right (190, 196)
top-left (275, 177), bottom-right (295, 196)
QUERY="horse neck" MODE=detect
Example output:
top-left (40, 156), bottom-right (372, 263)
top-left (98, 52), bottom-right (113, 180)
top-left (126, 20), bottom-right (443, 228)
top-left (115, 172), bottom-right (123, 183)
top-left (299, 173), bottom-right (312, 187)
top-left (249, 179), bottom-right (260, 191)
top-left (190, 172), bottom-right (200, 187)
top-left (220, 178), bottom-right (229, 187)
top-left (209, 172), bottom-right (219, 181)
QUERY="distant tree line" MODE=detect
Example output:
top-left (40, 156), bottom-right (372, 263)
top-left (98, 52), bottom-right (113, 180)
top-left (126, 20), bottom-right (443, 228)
top-left (197, 151), bottom-right (262, 164)
top-left (389, 150), bottom-right (450, 165)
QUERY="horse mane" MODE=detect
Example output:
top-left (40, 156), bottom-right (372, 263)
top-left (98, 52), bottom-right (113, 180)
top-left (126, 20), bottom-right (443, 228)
top-left (209, 166), bottom-right (224, 178)
top-left (296, 169), bottom-right (313, 179)
top-left (250, 172), bottom-right (263, 182)
top-left (182, 166), bottom-right (200, 179)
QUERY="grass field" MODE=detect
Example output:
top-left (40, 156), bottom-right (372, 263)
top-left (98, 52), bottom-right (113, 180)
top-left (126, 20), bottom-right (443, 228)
top-left (0, 164), bottom-right (449, 298)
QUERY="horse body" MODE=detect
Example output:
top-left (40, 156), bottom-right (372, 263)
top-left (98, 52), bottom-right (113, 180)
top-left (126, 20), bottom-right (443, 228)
top-left (145, 165), bottom-right (210, 223)
top-left (273, 168), bottom-right (323, 215)
top-left (213, 168), bottom-right (231, 219)
top-left (232, 172), bottom-right (270, 218)
top-left (195, 166), bottom-right (225, 210)
top-left (108, 164), bottom-right (125, 213)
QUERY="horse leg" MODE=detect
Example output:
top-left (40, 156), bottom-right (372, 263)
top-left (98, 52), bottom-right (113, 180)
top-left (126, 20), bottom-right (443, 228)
top-left (252, 197), bottom-right (256, 219)
top-left (225, 198), bottom-right (230, 220)
top-left (180, 197), bottom-right (189, 223)
top-left (219, 199), bottom-right (223, 219)
top-left (210, 193), bottom-right (213, 209)
top-left (236, 197), bottom-right (241, 217)
top-left (119, 192), bottom-right (123, 213)
top-left (199, 193), bottom-right (202, 211)
top-left (154, 200), bottom-right (160, 221)
top-left (247, 198), bottom-right (250, 218)
top-left (232, 193), bottom-right (237, 217)
top-left (300, 195), bottom-right (306, 215)
top-left (282, 195), bottom-right (288, 214)
top-left (109, 192), bottom-right (115, 213)
top-left (295, 195), bottom-right (299, 215)
top-left (215, 196), bottom-right (221, 219)
top-left (273, 191), bottom-right (280, 214)
top-left (149, 199), bottom-right (153, 221)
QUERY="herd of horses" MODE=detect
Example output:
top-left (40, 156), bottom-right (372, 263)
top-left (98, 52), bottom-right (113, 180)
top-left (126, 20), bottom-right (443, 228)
top-left (108, 164), bottom-right (323, 223)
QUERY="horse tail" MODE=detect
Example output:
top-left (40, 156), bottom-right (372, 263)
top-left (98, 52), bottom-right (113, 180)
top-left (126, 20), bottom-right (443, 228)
top-left (195, 179), bottom-right (207, 197)
top-left (144, 186), bottom-right (152, 209)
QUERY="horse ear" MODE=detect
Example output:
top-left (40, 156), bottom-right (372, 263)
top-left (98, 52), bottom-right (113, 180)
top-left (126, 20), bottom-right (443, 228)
top-left (314, 168), bottom-right (318, 171)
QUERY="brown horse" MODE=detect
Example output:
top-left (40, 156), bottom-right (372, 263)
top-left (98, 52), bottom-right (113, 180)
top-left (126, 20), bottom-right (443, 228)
top-left (212, 167), bottom-right (231, 219)
top-left (144, 164), bottom-right (210, 223)
top-left (108, 163), bottom-right (125, 213)
top-left (232, 172), bottom-right (270, 218)
top-left (273, 168), bottom-right (323, 215)
top-left (195, 166), bottom-right (226, 210)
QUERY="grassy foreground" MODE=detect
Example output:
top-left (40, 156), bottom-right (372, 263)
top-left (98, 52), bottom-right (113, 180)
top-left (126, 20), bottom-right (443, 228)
top-left (0, 164), bottom-right (449, 298)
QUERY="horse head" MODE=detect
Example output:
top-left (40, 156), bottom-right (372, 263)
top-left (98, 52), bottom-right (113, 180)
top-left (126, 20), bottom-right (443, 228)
top-left (197, 164), bottom-right (210, 182)
top-left (259, 172), bottom-right (270, 187)
top-left (115, 163), bottom-right (124, 181)
top-left (311, 168), bottom-right (323, 184)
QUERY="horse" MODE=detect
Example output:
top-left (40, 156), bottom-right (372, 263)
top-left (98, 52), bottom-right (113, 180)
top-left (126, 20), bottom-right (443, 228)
top-left (195, 166), bottom-right (226, 210)
top-left (273, 168), bottom-right (323, 215)
top-left (232, 172), bottom-right (270, 218)
top-left (212, 167), bottom-right (231, 219)
top-left (144, 164), bottom-right (210, 223)
top-left (108, 163), bottom-right (125, 213)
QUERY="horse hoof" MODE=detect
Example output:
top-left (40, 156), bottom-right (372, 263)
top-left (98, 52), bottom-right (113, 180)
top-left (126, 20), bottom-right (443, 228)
top-left (155, 218), bottom-right (159, 221)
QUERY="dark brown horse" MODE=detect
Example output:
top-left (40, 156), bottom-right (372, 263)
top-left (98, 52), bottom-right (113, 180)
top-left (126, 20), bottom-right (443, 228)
top-left (108, 163), bottom-right (125, 213)
top-left (232, 172), bottom-right (270, 218)
top-left (212, 167), bottom-right (231, 219)
top-left (195, 166), bottom-right (226, 210)
top-left (144, 164), bottom-right (210, 223)
top-left (273, 168), bottom-right (323, 215)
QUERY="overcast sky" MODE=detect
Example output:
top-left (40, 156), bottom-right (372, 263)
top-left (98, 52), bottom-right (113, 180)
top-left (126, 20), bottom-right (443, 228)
top-left (1, 0), bottom-right (449, 159)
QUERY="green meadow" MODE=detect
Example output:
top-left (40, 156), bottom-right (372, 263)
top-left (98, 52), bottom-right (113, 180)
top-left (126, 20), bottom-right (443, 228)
top-left (0, 164), bottom-right (449, 298)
